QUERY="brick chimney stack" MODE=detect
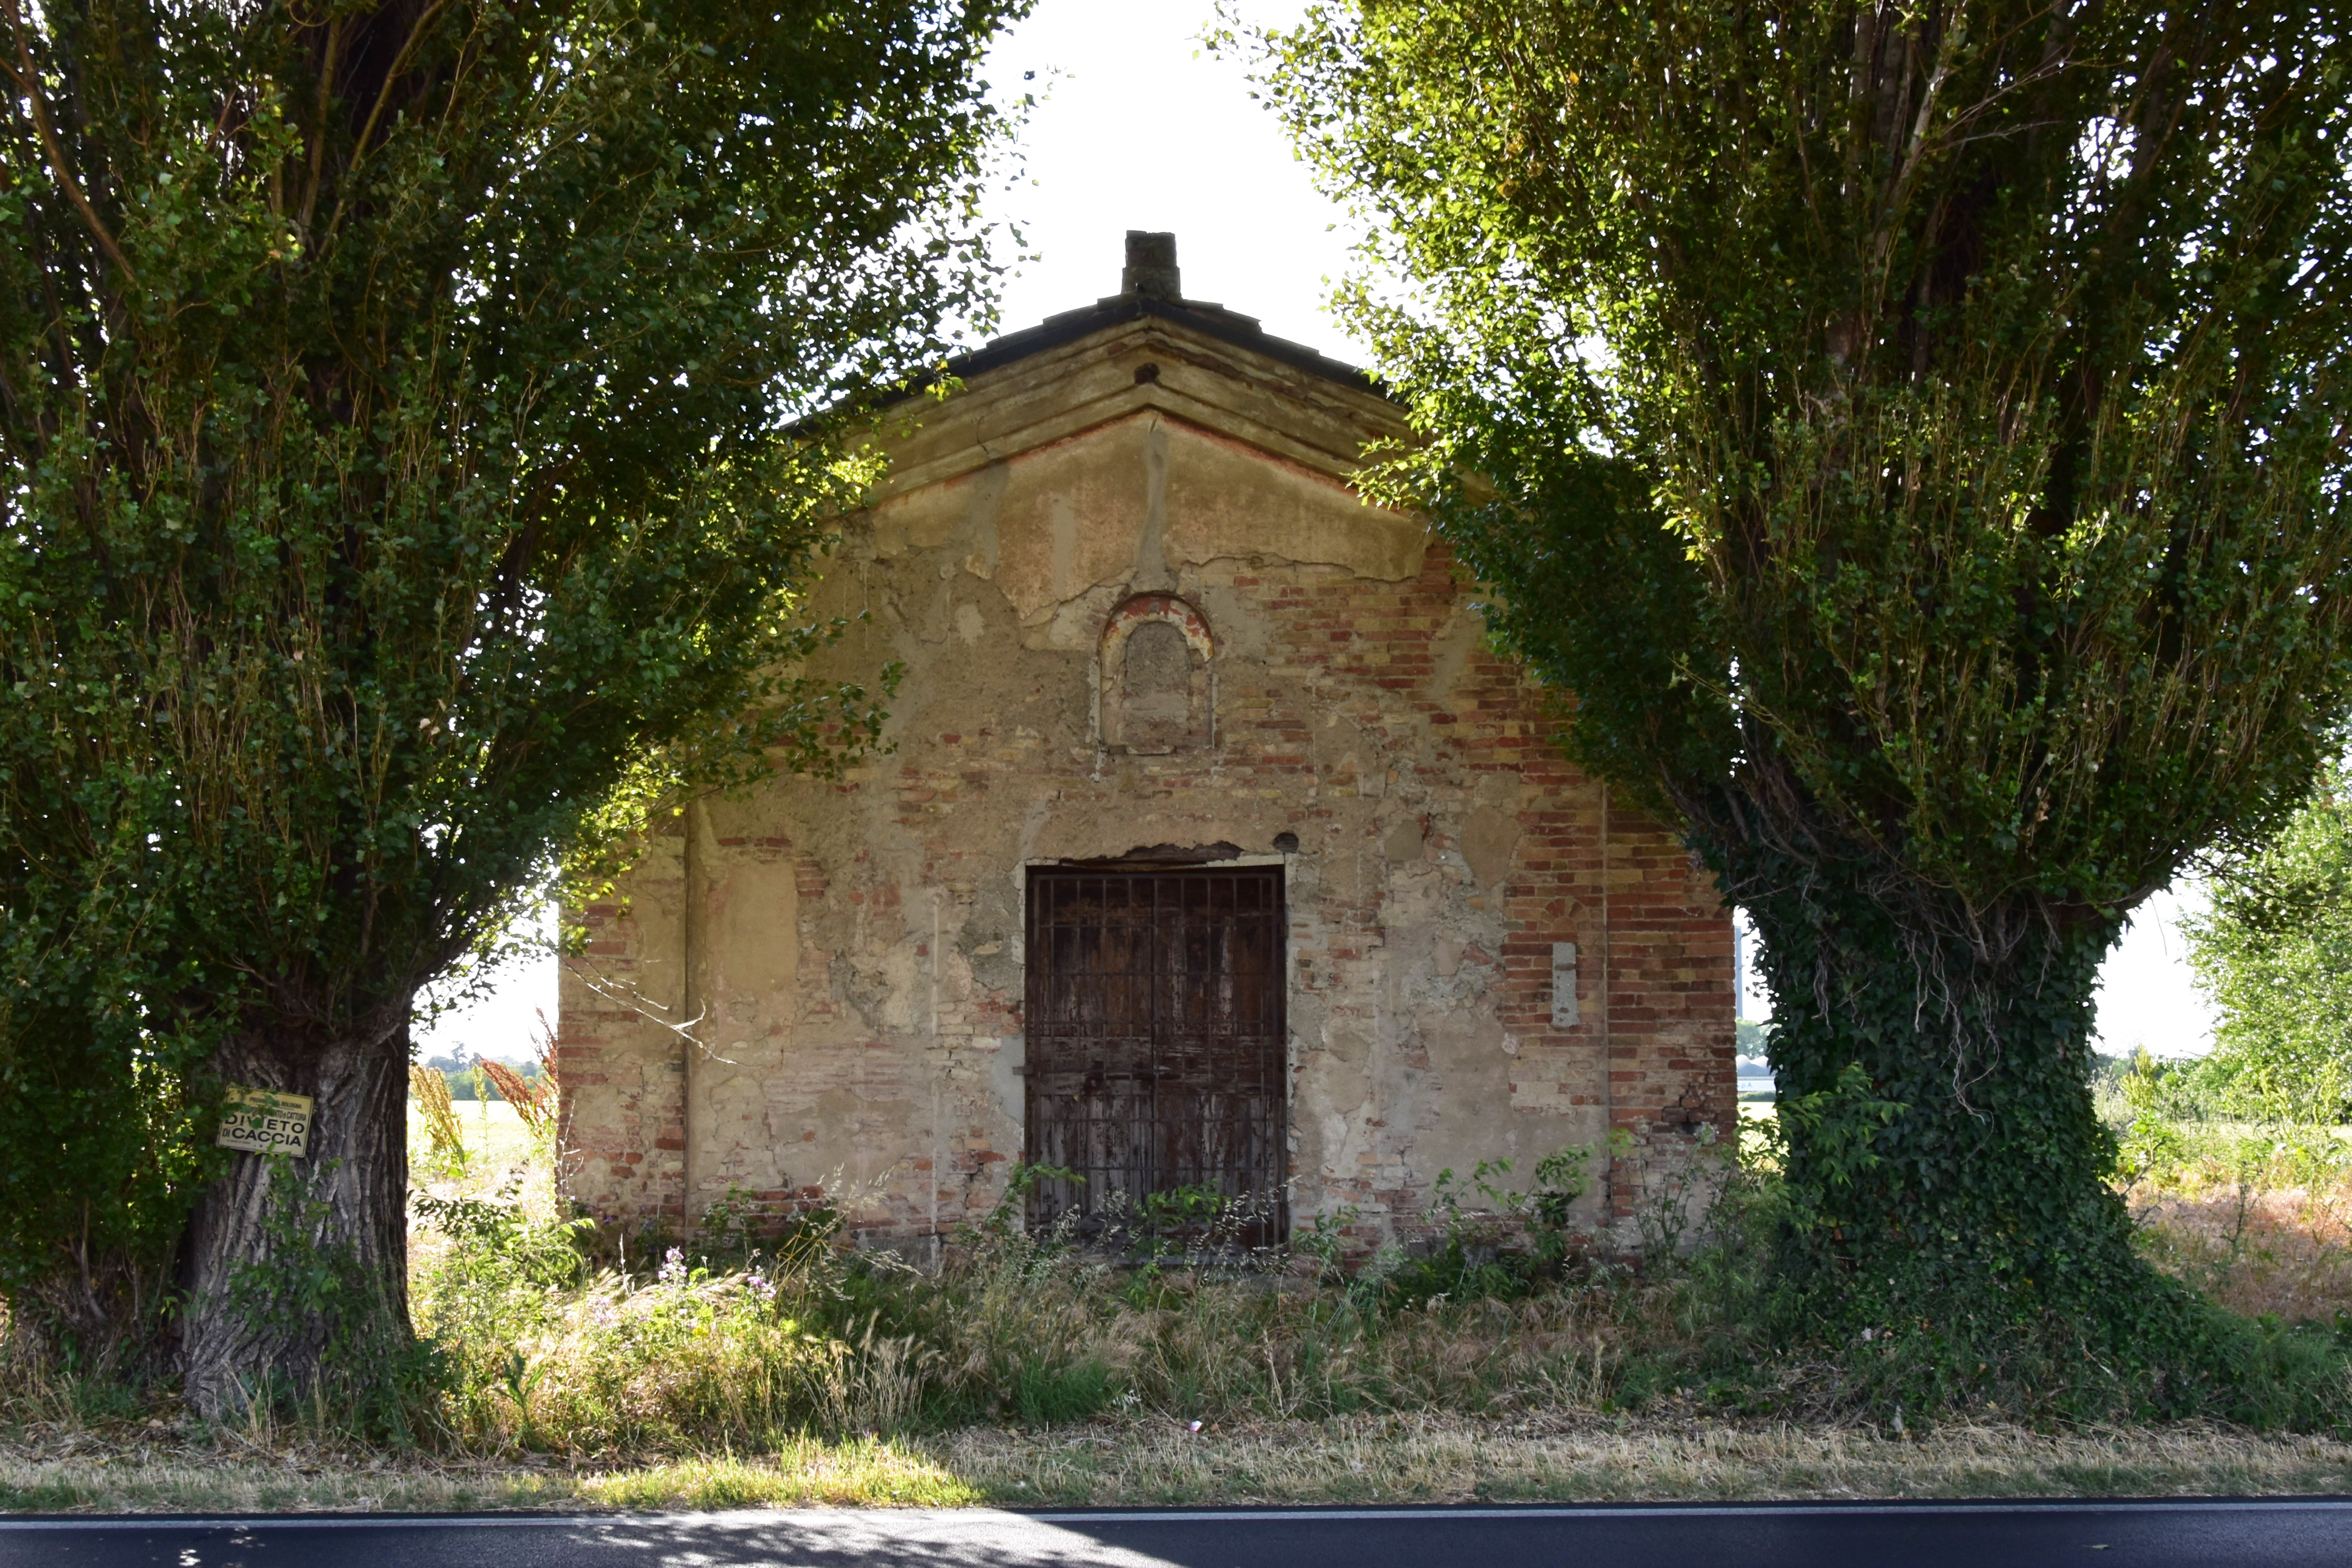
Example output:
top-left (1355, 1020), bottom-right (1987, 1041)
top-left (1121, 231), bottom-right (1181, 301)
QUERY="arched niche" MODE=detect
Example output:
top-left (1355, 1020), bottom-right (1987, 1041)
top-left (1099, 593), bottom-right (1214, 755)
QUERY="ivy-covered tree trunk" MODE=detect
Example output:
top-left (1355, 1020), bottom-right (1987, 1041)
top-left (1730, 841), bottom-right (2131, 1310)
top-left (178, 1025), bottom-right (412, 1421)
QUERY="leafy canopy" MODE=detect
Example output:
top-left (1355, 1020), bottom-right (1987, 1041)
top-left (1255, 0), bottom-right (2352, 916)
top-left (0, 0), bottom-right (1027, 1309)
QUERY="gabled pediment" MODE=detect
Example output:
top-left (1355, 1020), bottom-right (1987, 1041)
top-left (847, 236), bottom-right (1428, 650)
top-left (869, 272), bottom-right (1412, 503)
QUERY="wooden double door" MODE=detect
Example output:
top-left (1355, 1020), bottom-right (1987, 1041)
top-left (1023, 866), bottom-right (1288, 1244)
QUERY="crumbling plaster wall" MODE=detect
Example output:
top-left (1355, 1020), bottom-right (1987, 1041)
top-left (560, 354), bottom-right (1734, 1252)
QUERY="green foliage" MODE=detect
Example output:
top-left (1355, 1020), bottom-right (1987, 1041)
top-left (0, 0), bottom-right (1028, 1340)
top-left (217, 1157), bottom-right (443, 1436)
top-left (1637, 1115), bottom-right (2352, 1430)
top-left (414, 1181), bottom-right (592, 1296)
top-left (1387, 1140), bottom-right (1610, 1305)
top-left (2110, 1047), bottom-right (2352, 1195)
top-left (1006, 1355), bottom-right (1115, 1426)
top-left (980, 1161), bottom-right (1079, 1239)
top-left (2185, 770), bottom-right (2352, 1122)
top-left (1245, 0), bottom-right (2352, 1351)
top-left (1132, 1183), bottom-right (1230, 1264)
top-left (0, 990), bottom-right (220, 1348)
top-left (1769, 1063), bottom-right (1906, 1230)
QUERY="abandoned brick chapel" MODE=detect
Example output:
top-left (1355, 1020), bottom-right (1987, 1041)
top-left (558, 234), bottom-right (1736, 1251)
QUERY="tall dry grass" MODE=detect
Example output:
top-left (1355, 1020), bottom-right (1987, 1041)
top-left (408, 1063), bottom-right (466, 1173)
top-left (2132, 1177), bottom-right (2352, 1323)
top-left (475, 1014), bottom-right (561, 1141)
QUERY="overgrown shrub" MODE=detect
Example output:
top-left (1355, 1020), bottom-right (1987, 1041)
top-left (400, 1150), bottom-right (1675, 1454)
top-left (386, 1129), bottom-right (2352, 1457)
top-left (0, 983), bottom-right (224, 1359)
top-left (16, 1109), bottom-right (2352, 1452)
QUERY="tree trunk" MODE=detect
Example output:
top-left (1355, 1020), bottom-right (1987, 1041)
top-left (1733, 842), bottom-right (2140, 1308)
top-left (178, 1022), bottom-right (412, 1421)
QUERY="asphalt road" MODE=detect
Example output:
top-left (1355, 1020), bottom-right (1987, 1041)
top-left (7, 1500), bottom-right (2352, 1567)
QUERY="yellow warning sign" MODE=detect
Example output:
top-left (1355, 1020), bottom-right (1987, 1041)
top-left (217, 1087), bottom-right (313, 1157)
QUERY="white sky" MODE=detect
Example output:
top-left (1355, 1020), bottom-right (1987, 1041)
top-left (415, 0), bottom-right (2220, 1064)
top-left (2091, 884), bottom-right (2220, 1058)
top-left (974, 0), bottom-right (1367, 361)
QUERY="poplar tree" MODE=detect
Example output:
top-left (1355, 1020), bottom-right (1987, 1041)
top-left (0, 0), bottom-right (1023, 1416)
top-left (1258, 1), bottom-right (2352, 1358)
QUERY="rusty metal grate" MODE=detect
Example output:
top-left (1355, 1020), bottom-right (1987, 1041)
top-left (1024, 866), bottom-right (1288, 1245)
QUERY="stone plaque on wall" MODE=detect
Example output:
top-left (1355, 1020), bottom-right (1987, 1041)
top-left (1100, 593), bottom-right (1214, 754)
top-left (1551, 942), bottom-right (1580, 1028)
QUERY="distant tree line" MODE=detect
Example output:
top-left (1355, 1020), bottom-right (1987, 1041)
top-left (414, 1053), bottom-right (543, 1104)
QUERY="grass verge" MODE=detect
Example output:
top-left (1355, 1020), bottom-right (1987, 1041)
top-left (6, 1414), bottom-right (2352, 1513)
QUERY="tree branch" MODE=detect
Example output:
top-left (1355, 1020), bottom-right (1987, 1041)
top-left (323, 0), bottom-right (457, 245)
top-left (0, 0), bottom-right (137, 290)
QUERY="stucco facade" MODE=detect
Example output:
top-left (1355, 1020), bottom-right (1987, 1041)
top-left (557, 238), bottom-right (1736, 1252)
